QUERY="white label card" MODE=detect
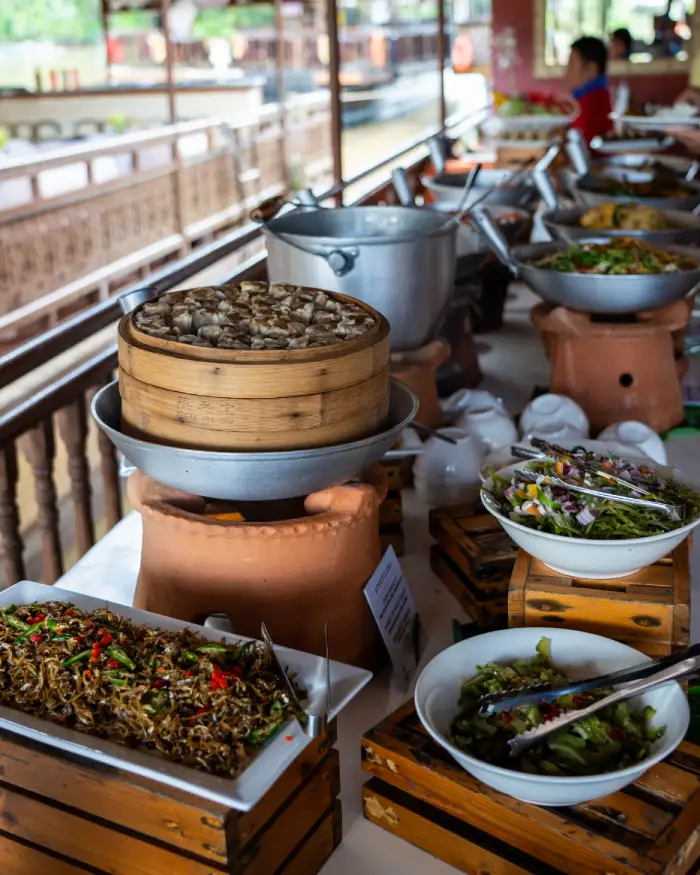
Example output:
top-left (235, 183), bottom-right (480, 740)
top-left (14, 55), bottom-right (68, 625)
top-left (364, 546), bottom-right (420, 685)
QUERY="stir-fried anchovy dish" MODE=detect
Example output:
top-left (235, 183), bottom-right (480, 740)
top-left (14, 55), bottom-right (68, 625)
top-left (451, 639), bottom-right (665, 776)
top-left (531, 239), bottom-right (697, 275)
top-left (0, 602), bottom-right (302, 778)
top-left (486, 452), bottom-right (700, 539)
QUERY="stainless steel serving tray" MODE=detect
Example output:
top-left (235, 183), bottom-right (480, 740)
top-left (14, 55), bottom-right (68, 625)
top-left (91, 379), bottom-right (418, 501)
top-left (0, 581), bottom-right (372, 811)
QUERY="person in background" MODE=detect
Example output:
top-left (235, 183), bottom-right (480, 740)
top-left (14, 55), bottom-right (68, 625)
top-left (566, 36), bottom-right (613, 143)
top-left (609, 28), bottom-right (633, 60)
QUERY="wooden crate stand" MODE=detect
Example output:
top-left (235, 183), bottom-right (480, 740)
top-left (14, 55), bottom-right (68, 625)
top-left (508, 540), bottom-right (691, 657)
top-left (0, 724), bottom-right (341, 875)
top-left (429, 507), bottom-right (517, 626)
top-left (379, 486), bottom-right (405, 557)
top-left (361, 701), bottom-right (700, 875)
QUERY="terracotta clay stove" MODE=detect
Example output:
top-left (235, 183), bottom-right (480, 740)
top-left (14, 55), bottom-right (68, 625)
top-left (531, 299), bottom-right (692, 434)
top-left (128, 467), bottom-right (389, 671)
top-left (389, 339), bottom-right (451, 428)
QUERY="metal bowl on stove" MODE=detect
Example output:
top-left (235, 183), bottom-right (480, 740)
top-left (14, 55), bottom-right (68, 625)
top-left (541, 205), bottom-right (700, 246)
top-left (421, 169), bottom-right (538, 211)
top-left (472, 208), bottom-right (700, 314)
top-left (91, 379), bottom-right (418, 501)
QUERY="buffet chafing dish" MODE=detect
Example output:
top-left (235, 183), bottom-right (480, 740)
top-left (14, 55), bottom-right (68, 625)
top-left (540, 205), bottom-right (700, 246)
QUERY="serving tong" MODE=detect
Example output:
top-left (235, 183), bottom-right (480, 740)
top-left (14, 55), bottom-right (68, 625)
top-left (511, 438), bottom-right (687, 522)
top-left (260, 622), bottom-right (331, 739)
top-left (475, 644), bottom-right (700, 757)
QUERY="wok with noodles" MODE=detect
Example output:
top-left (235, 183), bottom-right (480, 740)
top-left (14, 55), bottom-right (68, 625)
top-left (580, 203), bottom-right (673, 232)
top-left (530, 239), bottom-right (698, 274)
top-left (0, 601), bottom-right (302, 779)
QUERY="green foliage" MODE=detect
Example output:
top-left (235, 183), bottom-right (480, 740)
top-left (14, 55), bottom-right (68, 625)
top-left (0, 0), bottom-right (102, 44)
top-left (192, 5), bottom-right (276, 38)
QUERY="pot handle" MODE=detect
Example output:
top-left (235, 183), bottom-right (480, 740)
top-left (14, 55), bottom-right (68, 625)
top-left (262, 215), bottom-right (359, 277)
top-left (566, 128), bottom-right (591, 176)
top-left (428, 135), bottom-right (448, 174)
top-left (532, 144), bottom-right (561, 211)
top-left (391, 168), bottom-right (416, 206)
top-left (471, 207), bottom-right (519, 277)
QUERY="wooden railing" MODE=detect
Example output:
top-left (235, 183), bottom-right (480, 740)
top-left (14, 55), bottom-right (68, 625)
top-left (0, 103), bottom-right (484, 587)
top-left (0, 93), bottom-right (332, 340)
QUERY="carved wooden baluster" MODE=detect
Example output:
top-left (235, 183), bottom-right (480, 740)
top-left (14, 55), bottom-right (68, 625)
top-left (19, 421), bottom-right (63, 584)
top-left (88, 386), bottom-right (123, 530)
top-left (0, 444), bottom-right (26, 586)
top-left (57, 398), bottom-right (95, 558)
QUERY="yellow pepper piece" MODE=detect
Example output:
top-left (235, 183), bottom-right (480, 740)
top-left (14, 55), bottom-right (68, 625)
top-left (527, 484), bottom-right (539, 499)
top-left (554, 460), bottom-right (564, 475)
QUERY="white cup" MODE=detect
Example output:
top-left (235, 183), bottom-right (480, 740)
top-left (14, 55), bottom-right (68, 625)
top-left (457, 406), bottom-right (518, 452)
top-left (597, 421), bottom-right (668, 465)
top-left (520, 394), bottom-right (589, 440)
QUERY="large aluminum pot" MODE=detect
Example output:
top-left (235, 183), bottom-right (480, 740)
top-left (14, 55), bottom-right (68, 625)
top-left (421, 169), bottom-right (537, 210)
top-left (263, 205), bottom-right (457, 351)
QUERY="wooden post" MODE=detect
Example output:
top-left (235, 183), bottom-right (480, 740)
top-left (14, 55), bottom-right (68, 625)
top-left (275, 0), bottom-right (290, 189)
top-left (101, 0), bottom-right (112, 86)
top-left (160, 0), bottom-right (189, 254)
top-left (437, 0), bottom-right (447, 128)
top-left (326, 0), bottom-right (343, 204)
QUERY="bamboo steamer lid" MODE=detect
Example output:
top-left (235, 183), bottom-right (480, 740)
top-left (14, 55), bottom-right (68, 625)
top-left (118, 284), bottom-right (391, 451)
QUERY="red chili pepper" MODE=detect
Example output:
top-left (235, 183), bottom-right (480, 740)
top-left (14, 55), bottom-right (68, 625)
top-left (36, 614), bottom-right (45, 622)
top-left (30, 634), bottom-right (42, 643)
top-left (74, 635), bottom-right (84, 644)
top-left (210, 668), bottom-right (229, 691)
top-left (153, 679), bottom-right (167, 688)
top-left (85, 621), bottom-right (94, 631)
top-left (185, 670), bottom-right (194, 678)
top-left (189, 706), bottom-right (210, 724)
top-left (155, 667), bottom-right (166, 673)
top-left (284, 735), bottom-right (293, 742)
top-left (55, 628), bottom-right (62, 635)
top-left (108, 659), bottom-right (120, 669)
top-left (230, 666), bottom-right (242, 680)
top-left (27, 618), bottom-right (37, 626)
top-left (65, 609), bottom-right (74, 617)
top-left (98, 633), bottom-right (113, 646)
top-left (501, 711), bottom-right (514, 725)
top-left (84, 670), bottom-right (92, 678)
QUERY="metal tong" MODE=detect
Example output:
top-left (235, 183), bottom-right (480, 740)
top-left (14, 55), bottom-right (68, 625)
top-left (512, 438), bottom-right (686, 522)
top-left (261, 622), bottom-right (331, 739)
top-left (484, 644), bottom-right (700, 757)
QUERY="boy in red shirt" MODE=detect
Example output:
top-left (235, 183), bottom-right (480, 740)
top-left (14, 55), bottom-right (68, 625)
top-left (567, 36), bottom-right (613, 144)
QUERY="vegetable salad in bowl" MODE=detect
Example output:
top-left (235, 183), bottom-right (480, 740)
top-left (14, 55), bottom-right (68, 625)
top-left (480, 451), bottom-right (700, 578)
top-left (531, 239), bottom-right (697, 275)
top-left (488, 452), bottom-right (700, 540)
top-left (451, 638), bottom-right (664, 777)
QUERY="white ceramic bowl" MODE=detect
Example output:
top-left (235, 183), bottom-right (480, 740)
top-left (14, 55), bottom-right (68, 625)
top-left (597, 421), bottom-right (668, 466)
top-left (415, 627), bottom-right (689, 806)
top-left (481, 461), bottom-right (700, 578)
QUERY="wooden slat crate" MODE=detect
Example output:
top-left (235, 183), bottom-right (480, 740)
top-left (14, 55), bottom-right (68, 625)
top-left (508, 540), bottom-right (691, 657)
top-left (0, 723), bottom-right (341, 875)
top-left (429, 507), bottom-right (517, 626)
top-left (430, 545), bottom-right (508, 626)
top-left (380, 488), bottom-right (404, 557)
top-left (381, 460), bottom-right (404, 492)
top-left (361, 701), bottom-right (700, 875)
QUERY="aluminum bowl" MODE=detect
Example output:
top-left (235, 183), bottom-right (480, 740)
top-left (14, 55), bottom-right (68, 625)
top-left (480, 461), bottom-right (700, 578)
top-left (572, 174), bottom-right (700, 212)
top-left (415, 627), bottom-right (689, 806)
top-left (421, 170), bottom-right (537, 210)
top-left (91, 379), bottom-right (418, 501)
top-left (541, 206), bottom-right (700, 246)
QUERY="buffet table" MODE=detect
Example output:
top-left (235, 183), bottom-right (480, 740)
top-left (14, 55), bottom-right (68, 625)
top-left (54, 284), bottom-right (700, 873)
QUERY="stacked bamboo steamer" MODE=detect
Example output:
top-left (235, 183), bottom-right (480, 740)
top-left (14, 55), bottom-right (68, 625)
top-left (117, 283), bottom-right (390, 451)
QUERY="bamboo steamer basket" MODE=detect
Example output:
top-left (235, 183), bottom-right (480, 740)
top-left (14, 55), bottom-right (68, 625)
top-left (118, 287), bottom-right (391, 451)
